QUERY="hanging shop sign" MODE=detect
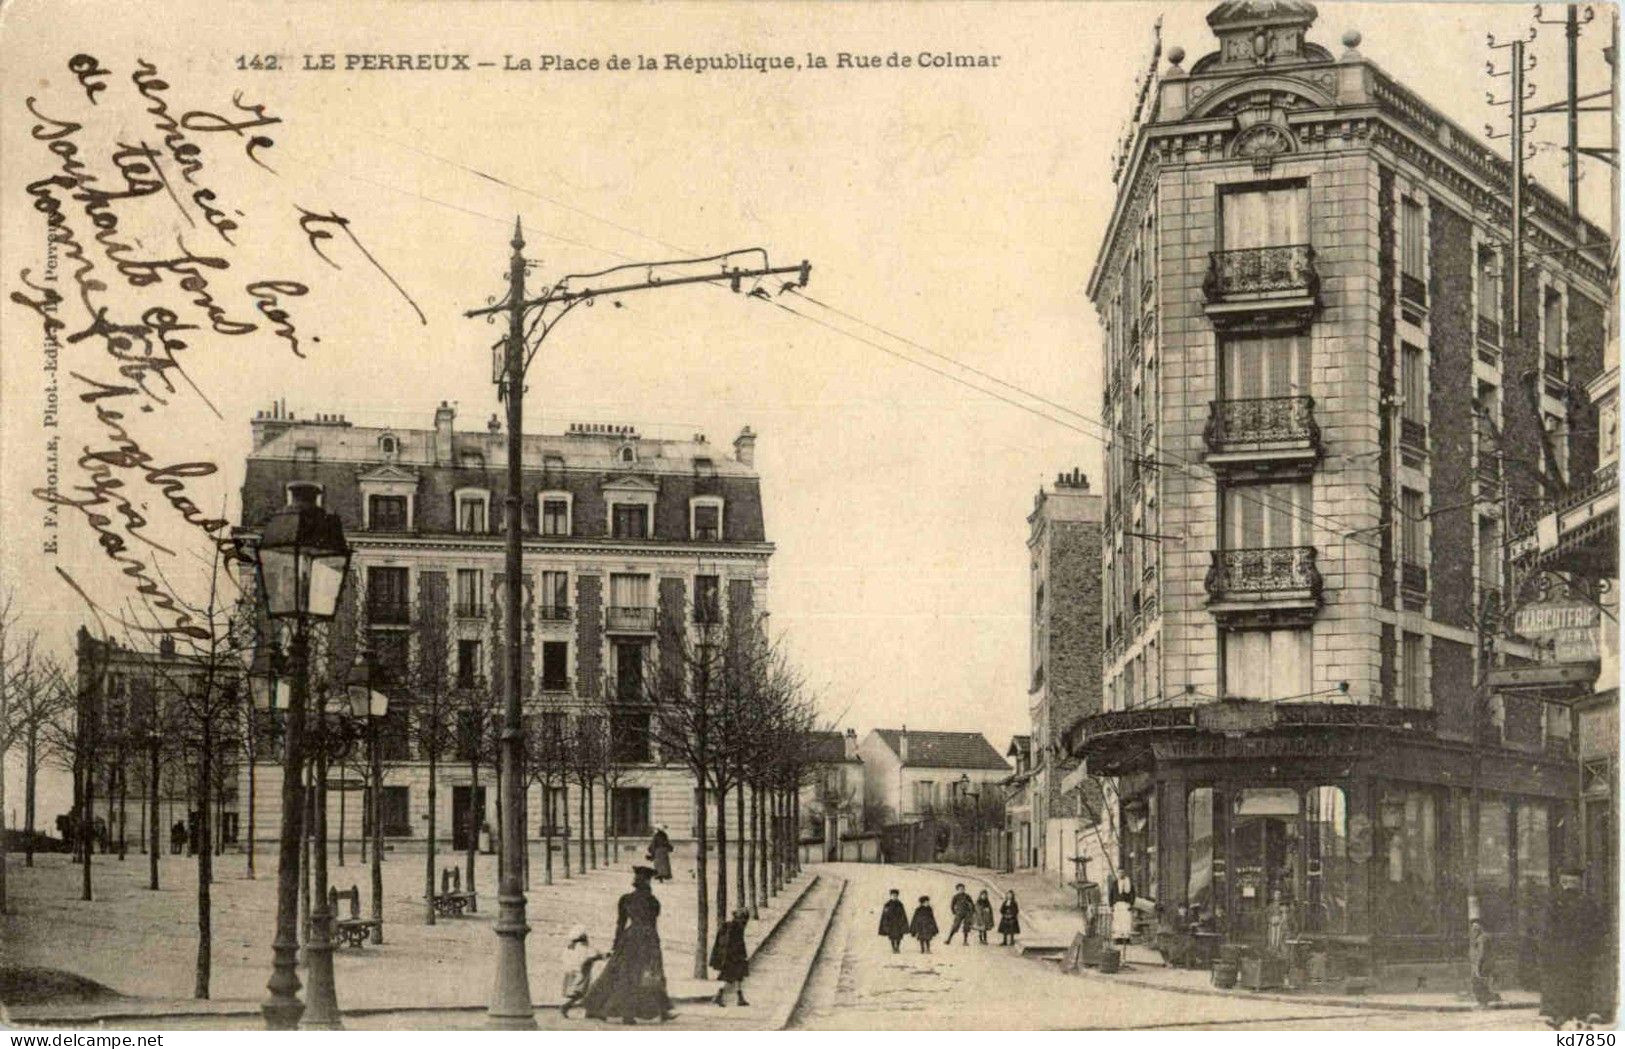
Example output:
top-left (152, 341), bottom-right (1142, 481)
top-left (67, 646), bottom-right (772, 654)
top-left (1516, 598), bottom-right (1602, 665)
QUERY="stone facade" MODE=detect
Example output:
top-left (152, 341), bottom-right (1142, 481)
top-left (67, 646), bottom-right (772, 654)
top-left (235, 403), bottom-right (773, 845)
top-left (1076, 0), bottom-right (1608, 976)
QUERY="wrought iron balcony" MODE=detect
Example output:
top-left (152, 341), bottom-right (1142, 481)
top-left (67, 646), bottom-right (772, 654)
top-left (453, 601), bottom-right (486, 619)
top-left (538, 604), bottom-right (573, 622)
top-left (605, 605), bottom-right (656, 633)
top-left (1204, 546), bottom-right (1323, 609)
top-left (1478, 315), bottom-right (1501, 346)
top-left (1400, 417), bottom-right (1427, 452)
top-left (1202, 244), bottom-right (1319, 318)
top-left (367, 602), bottom-right (410, 626)
top-left (1202, 396), bottom-right (1320, 473)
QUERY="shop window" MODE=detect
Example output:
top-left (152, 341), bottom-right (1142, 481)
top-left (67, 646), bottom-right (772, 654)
top-left (1188, 787), bottom-right (1215, 918)
top-left (1378, 788), bottom-right (1440, 935)
top-left (1516, 801), bottom-right (1551, 933)
top-left (1463, 794), bottom-right (1513, 933)
top-left (1306, 785), bottom-right (1349, 934)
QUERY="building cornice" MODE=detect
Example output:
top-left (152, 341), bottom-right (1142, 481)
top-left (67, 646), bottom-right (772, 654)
top-left (347, 534), bottom-right (774, 562)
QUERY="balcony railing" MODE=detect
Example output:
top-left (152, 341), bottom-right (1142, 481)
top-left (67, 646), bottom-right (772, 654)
top-left (453, 601), bottom-right (486, 619)
top-left (605, 605), bottom-right (656, 632)
top-left (539, 677), bottom-right (573, 695)
top-left (538, 604), bottom-right (573, 622)
top-left (1203, 396), bottom-right (1319, 453)
top-left (1400, 417), bottom-right (1427, 451)
top-left (1478, 315), bottom-right (1501, 346)
top-left (1203, 244), bottom-right (1318, 303)
top-left (1204, 546), bottom-right (1322, 601)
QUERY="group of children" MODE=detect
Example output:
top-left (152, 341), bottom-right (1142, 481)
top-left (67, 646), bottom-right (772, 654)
top-left (877, 884), bottom-right (1021, 953)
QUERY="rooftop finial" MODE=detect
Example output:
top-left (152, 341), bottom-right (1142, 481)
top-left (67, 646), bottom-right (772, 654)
top-left (511, 216), bottom-right (525, 253)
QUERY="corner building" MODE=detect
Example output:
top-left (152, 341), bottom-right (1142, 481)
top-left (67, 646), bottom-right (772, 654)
top-left (1078, 2), bottom-right (1609, 983)
top-left (238, 402), bottom-right (771, 846)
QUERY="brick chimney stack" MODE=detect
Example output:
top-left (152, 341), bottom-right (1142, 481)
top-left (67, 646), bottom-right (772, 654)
top-left (435, 402), bottom-right (456, 464)
top-left (733, 425), bottom-right (756, 467)
top-left (899, 725), bottom-right (909, 764)
top-left (844, 727), bottom-right (858, 761)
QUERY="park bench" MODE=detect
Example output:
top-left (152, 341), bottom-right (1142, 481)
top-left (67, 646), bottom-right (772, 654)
top-left (329, 885), bottom-right (382, 948)
top-left (431, 867), bottom-right (478, 918)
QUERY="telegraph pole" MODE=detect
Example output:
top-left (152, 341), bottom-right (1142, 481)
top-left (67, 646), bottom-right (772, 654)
top-left (467, 221), bottom-right (809, 1029)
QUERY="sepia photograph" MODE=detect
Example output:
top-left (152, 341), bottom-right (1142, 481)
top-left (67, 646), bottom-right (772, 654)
top-left (0, 0), bottom-right (1618, 1035)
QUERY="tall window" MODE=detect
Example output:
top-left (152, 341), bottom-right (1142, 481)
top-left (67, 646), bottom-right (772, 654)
top-left (1221, 332), bottom-right (1311, 400)
top-left (612, 503), bottom-right (649, 539)
top-left (1477, 517), bottom-right (1502, 594)
top-left (541, 497), bottom-right (570, 536)
top-left (694, 575), bottom-right (721, 624)
top-left (455, 568), bottom-right (484, 616)
top-left (540, 570), bottom-right (568, 616)
top-left (1381, 788), bottom-right (1440, 934)
top-left (457, 496), bottom-right (487, 533)
top-left (613, 642), bottom-right (644, 702)
top-left (1221, 183), bottom-right (1308, 249)
top-left (1401, 197), bottom-right (1425, 295)
top-left (1400, 632), bottom-right (1427, 710)
top-left (541, 641), bottom-right (569, 691)
top-left (1477, 246), bottom-right (1502, 338)
top-left (913, 780), bottom-right (936, 813)
top-left (1222, 480), bottom-right (1313, 550)
top-left (1399, 488), bottom-right (1424, 566)
top-left (1187, 786), bottom-right (1215, 916)
top-left (366, 566), bottom-right (409, 624)
top-left (369, 495), bottom-right (408, 532)
top-left (609, 572), bottom-right (650, 611)
top-left (1400, 343), bottom-right (1426, 429)
top-left (456, 639), bottom-right (482, 688)
top-left (692, 503), bottom-right (720, 541)
top-left (1306, 786), bottom-right (1349, 933)
top-left (1223, 628), bottom-right (1312, 701)
top-left (1543, 287), bottom-right (1565, 378)
top-left (610, 709), bottom-right (650, 763)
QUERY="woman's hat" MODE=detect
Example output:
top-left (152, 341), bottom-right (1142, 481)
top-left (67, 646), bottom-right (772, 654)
top-left (632, 864), bottom-right (657, 879)
top-left (919, 895), bottom-right (930, 903)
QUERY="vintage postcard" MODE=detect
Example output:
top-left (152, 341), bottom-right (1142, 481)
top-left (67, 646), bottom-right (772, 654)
top-left (0, 0), bottom-right (1618, 1035)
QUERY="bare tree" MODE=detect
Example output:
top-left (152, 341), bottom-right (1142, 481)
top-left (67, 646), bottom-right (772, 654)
top-left (523, 697), bottom-right (570, 885)
top-left (2, 648), bottom-right (70, 879)
top-left (407, 587), bottom-right (456, 924)
top-left (0, 589), bottom-right (41, 913)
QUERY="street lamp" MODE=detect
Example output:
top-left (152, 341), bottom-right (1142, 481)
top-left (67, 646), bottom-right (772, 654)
top-left (958, 774), bottom-right (982, 869)
top-left (250, 481), bottom-right (351, 1032)
top-left (346, 646), bottom-right (389, 946)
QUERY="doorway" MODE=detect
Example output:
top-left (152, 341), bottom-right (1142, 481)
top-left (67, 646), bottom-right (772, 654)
top-left (452, 786), bottom-right (487, 850)
top-left (1228, 788), bottom-right (1302, 944)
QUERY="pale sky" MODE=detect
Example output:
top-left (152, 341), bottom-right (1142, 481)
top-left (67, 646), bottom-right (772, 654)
top-left (1, 0), bottom-right (1613, 817)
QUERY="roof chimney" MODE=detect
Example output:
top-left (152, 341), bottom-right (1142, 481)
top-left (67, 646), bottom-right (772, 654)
top-left (899, 725), bottom-right (909, 765)
top-left (844, 727), bottom-right (858, 761)
top-left (435, 402), bottom-right (456, 465)
top-left (733, 425), bottom-right (756, 467)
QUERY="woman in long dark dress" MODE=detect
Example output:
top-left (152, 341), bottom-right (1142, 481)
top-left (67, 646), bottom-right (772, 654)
top-left (646, 827), bottom-right (674, 882)
top-left (581, 866), bottom-right (675, 1024)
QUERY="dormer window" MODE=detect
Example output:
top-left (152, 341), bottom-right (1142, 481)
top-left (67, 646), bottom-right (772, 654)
top-left (285, 482), bottom-right (324, 506)
top-left (459, 451), bottom-right (485, 469)
top-left (690, 496), bottom-right (723, 541)
top-left (369, 495), bottom-right (408, 532)
top-left (611, 503), bottom-right (650, 539)
top-left (618, 445), bottom-right (637, 464)
top-left (379, 434), bottom-right (399, 458)
top-left (539, 492), bottom-right (572, 537)
top-left (294, 444), bottom-right (317, 464)
top-left (455, 488), bottom-right (490, 533)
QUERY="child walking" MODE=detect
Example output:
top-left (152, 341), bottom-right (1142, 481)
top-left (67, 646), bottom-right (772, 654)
top-left (910, 896), bottom-right (939, 953)
top-left (560, 926), bottom-right (607, 1018)
top-left (710, 907), bottom-right (751, 1007)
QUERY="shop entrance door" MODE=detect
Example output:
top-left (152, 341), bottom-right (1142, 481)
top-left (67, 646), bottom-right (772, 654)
top-left (1228, 788), bottom-right (1302, 945)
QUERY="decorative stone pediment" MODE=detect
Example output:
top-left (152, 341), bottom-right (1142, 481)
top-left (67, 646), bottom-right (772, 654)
top-left (602, 474), bottom-right (659, 494)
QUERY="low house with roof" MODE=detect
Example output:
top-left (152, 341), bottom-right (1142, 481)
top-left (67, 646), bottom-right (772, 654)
top-left (800, 728), bottom-right (865, 858)
top-left (859, 727), bottom-right (1011, 824)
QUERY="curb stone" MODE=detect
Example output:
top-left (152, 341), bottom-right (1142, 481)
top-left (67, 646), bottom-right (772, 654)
top-left (773, 873), bottom-right (847, 1030)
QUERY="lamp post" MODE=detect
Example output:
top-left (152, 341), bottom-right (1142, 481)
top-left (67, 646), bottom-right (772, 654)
top-left (249, 481), bottom-right (352, 1031)
top-left (958, 774), bottom-right (982, 869)
top-left (346, 645), bottom-right (388, 943)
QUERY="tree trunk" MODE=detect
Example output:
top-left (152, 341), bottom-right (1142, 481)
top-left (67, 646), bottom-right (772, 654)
top-left (587, 781), bottom-right (597, 870)
top-left (25, 728), bottom-right (38, 867)
top-left (715, 784), bottom-right (729, 924)
top-left (693, 783), bottom-right (709, 980)
top-left (195, 728), bottom-right (213, 999)
top-left (543, 780), bottom-right (554, 886)
top-left (466, 758), bottom-right (478, 899)
top-left (80, 752), bottom-right (94, 901)
top-left (425, 754), bottom-right (438, 925)
top-left (337, 777), bottom-right (345, 867)
top-left (246, 724), bottom-right (257, 879)
top-left (118, 759), bottom-right (128, 859)
top-left (735, 777), bottom-right (746, 915)
top-left (748, 782), bottom-right (759, 917)
top-left (148, 740), bottom-right (160, 890)
top-left (560, 781), bottom-right (572, 879)
top-left (756, 782), bottom-right (767, 907)
top-left (369, 724), bottom-right (384, 945)
top-left (791, 789), bottom-right (801, 878)
top-left (577, 780), bottom-right (587, 875)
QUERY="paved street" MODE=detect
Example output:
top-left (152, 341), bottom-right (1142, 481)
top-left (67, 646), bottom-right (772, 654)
top-left (789, 863), bottom-right (1550, 1031)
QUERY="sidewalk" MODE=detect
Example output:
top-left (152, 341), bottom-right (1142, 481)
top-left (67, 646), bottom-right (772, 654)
top-left (3, 847), bottom-right (816, 1026)
top-left (914, 862), bottom-right (1540, 1015)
